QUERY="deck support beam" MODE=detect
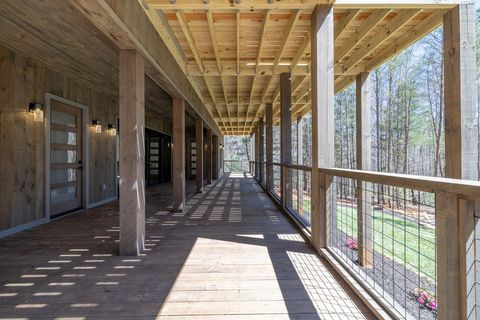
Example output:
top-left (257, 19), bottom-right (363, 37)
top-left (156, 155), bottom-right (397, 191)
top-left (172, 98), bottom-right (185, 212)
top-left (258, 118), bottom-right (265, 183)
top-left (195, 118), bottom-right (204, 193)
top-left (355, 72), bottom-right (373, 268)
top-left (280, 73), bottom-right (292, 208)
top-left (206, 128), bottom-right (213, 185)
top-left (311, 5), bottom-right (334, 251)
top-left (439, 4), bottom-right (479, 319)
top-left (254, 126), bottom-right (260, 179)
top-left (266, 103), bottom-right (274, 190)
top-left (119, 50), bottom-right (145, 256)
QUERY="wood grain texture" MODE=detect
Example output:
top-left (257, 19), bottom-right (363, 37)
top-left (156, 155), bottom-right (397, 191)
top-left (172, 98), bottom-right (186, 212)
top-left (0, 46), bottom-right (118, 231)
top-left (119, 50), bottom-right (145, 256)
top-left (310, 5), bottom-right (335, 251)
top-left (0, 176), bottom-right (376, 319)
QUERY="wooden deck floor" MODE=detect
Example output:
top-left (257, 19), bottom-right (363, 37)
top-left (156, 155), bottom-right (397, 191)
top-left (0, 174), bottom-right (376, 319)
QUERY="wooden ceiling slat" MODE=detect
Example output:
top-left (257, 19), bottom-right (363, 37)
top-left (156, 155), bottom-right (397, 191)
top-left (145, 3), bottom-right (449, 134)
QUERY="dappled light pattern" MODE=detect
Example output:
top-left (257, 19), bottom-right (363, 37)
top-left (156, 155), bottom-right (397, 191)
top-left (0, 175), bottom-right (374, 319)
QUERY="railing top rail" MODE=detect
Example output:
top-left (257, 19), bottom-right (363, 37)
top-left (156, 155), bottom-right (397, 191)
top-left (271, 162), bottom-right (282, 166)
top-left (318, 167), bottom-right (480, 199)
top-left (284, 163), bottom-right (312, 172)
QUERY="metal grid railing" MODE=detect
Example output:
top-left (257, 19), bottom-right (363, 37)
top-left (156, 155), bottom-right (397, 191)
top-left (272, 163), bottom-right (281, 199)
top-left (285, 165), bottom-right (312, 227)
top-left (327, 175), bottom-right (437, 319)
top-left (224, 160), bottom-right (249, 173)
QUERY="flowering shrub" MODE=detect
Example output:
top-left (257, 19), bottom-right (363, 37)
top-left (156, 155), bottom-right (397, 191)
top-left (410, 287), bottom-right (437, 312)
top-left (345, 238), bottom-right (358, 250)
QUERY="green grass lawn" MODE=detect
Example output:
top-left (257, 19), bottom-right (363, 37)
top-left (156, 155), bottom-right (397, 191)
top-left (335, 204), bottom-right (436, 281)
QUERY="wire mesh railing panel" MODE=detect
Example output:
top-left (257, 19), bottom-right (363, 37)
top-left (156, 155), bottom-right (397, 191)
top-left (261, 162), bottom-right (266, 187)
top-left (224, 160), bottom-right (249, 173)
top-left (328, 175), bottom-right (437, 320)
top-left (272, 164), bottom-right (281, 199)
top-left (285, 167), bottom-right (312, 228)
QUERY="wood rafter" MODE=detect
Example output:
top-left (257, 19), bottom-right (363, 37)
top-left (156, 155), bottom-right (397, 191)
top-left (244, 10), bottom-right (270, 134)
top-left (149, 5), bottom-right (451, 135)
top-left (249, 9), bottom-right (301, 132)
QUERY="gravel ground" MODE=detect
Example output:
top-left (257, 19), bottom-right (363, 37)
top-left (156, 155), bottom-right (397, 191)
top-left (331, 229), bottom-right (436, 320)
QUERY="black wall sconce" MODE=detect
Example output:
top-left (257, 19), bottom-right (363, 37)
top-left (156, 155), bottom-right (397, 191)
top-left (28, 102), bottom-right (44, 122)
top-left (92, 120), bottom-right (102, 133)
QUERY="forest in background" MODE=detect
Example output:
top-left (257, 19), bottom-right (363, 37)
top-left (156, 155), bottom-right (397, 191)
top-left (225, 7), bottom-right (480, 182)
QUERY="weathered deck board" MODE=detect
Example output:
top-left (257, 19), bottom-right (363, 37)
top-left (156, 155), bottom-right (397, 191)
top-left (0, 175), bottom-right (375, 319)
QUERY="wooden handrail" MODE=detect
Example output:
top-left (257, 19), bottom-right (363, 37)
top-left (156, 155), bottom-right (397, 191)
top-left (318, 167), bottom-right (480, 200)
top-left (284, 163), bottom-right (312, 172)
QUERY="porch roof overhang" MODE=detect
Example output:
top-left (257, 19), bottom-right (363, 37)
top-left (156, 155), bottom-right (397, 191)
top-left (140, 0), bottom-right (464, 135)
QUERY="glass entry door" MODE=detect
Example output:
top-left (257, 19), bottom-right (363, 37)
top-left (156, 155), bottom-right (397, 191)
top-left (50, 100), bottom-right (83, 217)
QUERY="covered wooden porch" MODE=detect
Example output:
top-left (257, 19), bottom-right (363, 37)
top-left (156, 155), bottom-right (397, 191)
top-left (0, 175), bottom-right (375, 319)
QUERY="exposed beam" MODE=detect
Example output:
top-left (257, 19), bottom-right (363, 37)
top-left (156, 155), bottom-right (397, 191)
top-left (244, 10), bottom-right (270, 134)
top-left (334, 9), bottom-right (360, 39)
top-left (236, 10), bottom-right (240, 75)
top-left (144, 0), bottom-right (459, 10)
top-left (250, 10), bottom-right (300, 132)
top-left (175, 10), bottom-right (204, 73)
top-left (72, 0), bottom-right (223, 137)
top-left (206, 11), bottom-right (222, 74)
top-left (342, 9), bottom-right (421, 73)
top-left (335, 9), bottom-right (390, 64)
top-left (365, 10), bottom-right (446, 71)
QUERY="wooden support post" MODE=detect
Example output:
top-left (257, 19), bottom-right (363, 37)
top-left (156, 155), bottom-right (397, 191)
top-left (259, 119), bottom-right (265, 183)
top-left (280, 73), bottom-right (292, 208)
top-left (254, 125), bottom-right (260, 180)
top-left (195, 118), bottom-right (204, 194)
top-left (206, 128), bottom-right (212, 185)
top-left (356, 72), bottom-right (373, 268)
top-left (212, 135), bottom-right (218, 180)
top-left (311, 5), bottom-right (334, 251)
top-left (297, 116), bottom-right (303, 165)
top-left (119, 50), bottom-right (145, 256)
top-left (172, 98), bottom-right (185, 212)
top-left (266, 103), bottom-right (273, 190)
top-left (440, 4), bottom-right (479, 319)
top-left (296, 116), bottom-right (304, 211)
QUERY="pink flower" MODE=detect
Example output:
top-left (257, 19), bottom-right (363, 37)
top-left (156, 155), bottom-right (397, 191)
top-left (427, 301), bottom-right (437, 311)
top-left (417, 297), bottom-right (425, 304)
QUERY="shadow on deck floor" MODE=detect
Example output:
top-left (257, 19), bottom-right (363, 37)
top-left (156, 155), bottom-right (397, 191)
top-left (0, 174), bottom-right (376, 319)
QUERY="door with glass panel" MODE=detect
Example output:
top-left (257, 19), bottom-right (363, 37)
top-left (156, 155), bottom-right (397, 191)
top-left (146, 135), bottom-right (161, 185)
top-left (50, 100), bottom-right (82, 217)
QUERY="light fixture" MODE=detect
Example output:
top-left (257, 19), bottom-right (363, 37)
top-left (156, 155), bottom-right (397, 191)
top-left (28, 103), bottom-right (44, 122)
top-left (92, 120), bottom-right (102, 133)
top-left (108, 124), bottom-right (117, 136)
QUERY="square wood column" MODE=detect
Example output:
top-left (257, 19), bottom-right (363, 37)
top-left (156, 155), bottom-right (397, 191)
top-left (280, 73), bottom-right (292, 207)
top-left (254, 126), bottom-right (260, 179)
top-left (356, 72), bottom-right (373, 268)
top-left (296, 116), bottom-right (303, 165)
top-left (195, 118), bottom-right (204, 194)
top-left (266, 103), bottom-right (273, 190)
top-left (311, 5), bottom-right (334, 251)
top-left (172, 98), bottom-right (185, 212)
top-left (258, 118), bottom-right (265, 183)
top-left (439, 4), bottom-right (478, 319)
top-left (206, 128), bottom-right (212, 185)
top-left (119, 50), bottom-right (145, 256)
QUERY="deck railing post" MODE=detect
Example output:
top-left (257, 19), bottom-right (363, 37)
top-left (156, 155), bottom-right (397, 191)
top-left (356, 72), bottom-right (373, 267)
top-left (258, 118), bottom-right (265, 184)
top-left (280, 73), bottom-right (292, 209)
top-left (172, 98), bottom-right (185, 213)
top-left (206, 128), bottom-right (212, 185)
top-left (442, 4), bottom-right (478, 319)
top-left (119, 49), bottom-right (145, 256)
top-left (195, 118), bottom-right (204, 194)
top-left (311, 4), bottom-right (334, 251)
top-left (266, 103), bottom-right (274, 191)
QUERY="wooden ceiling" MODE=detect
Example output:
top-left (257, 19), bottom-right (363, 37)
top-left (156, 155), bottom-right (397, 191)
top-left (142, 1), bottom-right (450, 135)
